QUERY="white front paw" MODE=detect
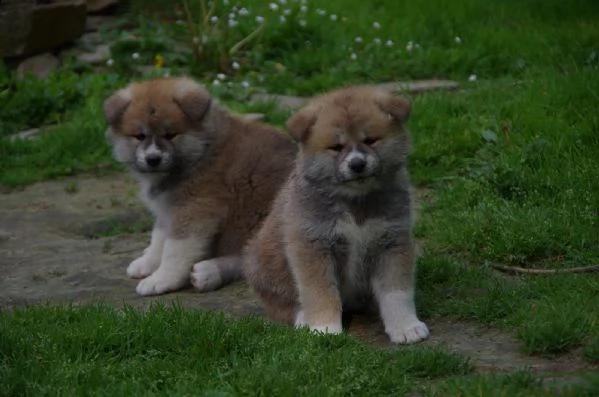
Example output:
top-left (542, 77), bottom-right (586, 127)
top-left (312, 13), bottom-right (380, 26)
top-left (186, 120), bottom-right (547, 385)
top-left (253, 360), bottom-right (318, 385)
top-left (294, 310), bottom-right (307, 327)
top-left (135, 268), bottom-right (188, 296)
top-left (127, 255), bottom-right (160, 279)
top-left (190, 260), bottom-right (223, 292)
top-left (387, 320), bottom-right (429, 344)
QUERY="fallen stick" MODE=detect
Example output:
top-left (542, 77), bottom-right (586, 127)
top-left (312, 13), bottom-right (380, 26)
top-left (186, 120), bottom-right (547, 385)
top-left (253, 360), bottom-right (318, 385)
top-left (492, 264), bottom-right (599, 275)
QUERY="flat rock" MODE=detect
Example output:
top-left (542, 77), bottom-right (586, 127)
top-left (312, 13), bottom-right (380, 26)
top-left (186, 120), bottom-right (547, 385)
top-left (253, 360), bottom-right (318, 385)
top-left (250, 80), bottom-right (459, 112)
top-left (16, 53), bottom-right (60, 79)
top-left (240, 113), bottom-right (265, 122)
top-left (86, 0), bottom-right (119, 13)
top-left (375, 79), bottom-right (459, 94)
top-left (76, 43), bottom-right (110, 64)
top-left (8, 128), bottom-right (41, 142)
top-left (249, 93), bottom-right (307, 110)
top-left (0, 0), bottom-right (86, 58)
top-left (85, 15), bottom-right (118, 31)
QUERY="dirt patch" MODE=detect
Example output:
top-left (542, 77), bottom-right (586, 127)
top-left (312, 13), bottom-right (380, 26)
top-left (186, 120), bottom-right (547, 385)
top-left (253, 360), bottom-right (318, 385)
top-left (0, 174), bottom-right (594, 378)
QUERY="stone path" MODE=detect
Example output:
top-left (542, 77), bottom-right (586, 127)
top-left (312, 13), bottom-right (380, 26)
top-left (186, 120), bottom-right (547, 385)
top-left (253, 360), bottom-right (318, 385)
top-left (249, 80), bottom-right (460, 111)
top-left (1, 174), bottom-right (594, 379)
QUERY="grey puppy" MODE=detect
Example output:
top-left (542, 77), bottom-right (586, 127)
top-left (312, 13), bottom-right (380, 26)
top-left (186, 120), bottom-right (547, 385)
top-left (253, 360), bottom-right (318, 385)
top-left (243, 85), bottom-right (429, 344)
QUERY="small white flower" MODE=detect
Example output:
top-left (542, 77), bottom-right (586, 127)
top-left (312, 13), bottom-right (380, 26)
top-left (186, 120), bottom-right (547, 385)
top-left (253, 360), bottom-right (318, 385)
top-left (454, 36), bottom-right (461, 44)
top-left (210, 16), bottom-right (218, 24)
top-left (232, 61), bottom-right (240, 70)
top-left (212, 79), bottom-right (220, 86)
top-left (279, 15), bottom-right (286, 23)
top-left (350, 53), bottom-right (357, 60)
top-left (468, 74), bottom-right (477, 82)
top-left (106, 58), bottom-right (114, 66)
top-left (238, 8), bottom-right (249, 16)
top-left (269, 3), bottom-right (279, 11)
top-left (406, 41), bottom-right (414, 51)
top-left (300, 5), bottom-right (307, 12)
top-left (217, 73), bottom-right (226, 80)
top-left (354, 36), bottom-right (363, 43)
top-left (228, 19), bottom-right (238, 28)
top-left (132, 52), bottom-right (140, 60)
top-left (279, 0), bottom-right (287, 4)
top-left (385, 40), bottom-right (393, 47)
top-left (223, 0), bottom-right (229, 4)
top-left (330, 14), bottom-right (338, 21)
top-left (316, 9), bottom-right (326, 16)
top-left (192, 36), bottom-right (200, 44)
top-left (241, 81), bottom-right (250, 88)
top-left (373, 37), bottom-right (381, 45)
top-left (256, 15), bottom-right (265, 24)
top-left (299, 19), bottom-right (307, 27)
top-left (176, 19), bottom-right (184, 25)
top-left (373, 21), bottom-right (381, 29)
top-left (284, 8), bottom-right (292, 15)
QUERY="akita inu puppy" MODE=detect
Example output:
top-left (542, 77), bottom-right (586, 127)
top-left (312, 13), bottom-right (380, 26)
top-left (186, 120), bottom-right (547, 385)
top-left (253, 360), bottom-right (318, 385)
top-left (104, 77), bottom-right (296, 296)
top-left (243, 85), bottom-right (429, 344)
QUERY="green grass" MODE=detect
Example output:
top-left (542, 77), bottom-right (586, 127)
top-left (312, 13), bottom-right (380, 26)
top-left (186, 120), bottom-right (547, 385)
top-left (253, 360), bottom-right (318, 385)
top-left (426, 371), bottom-right (599, 397)
top-left (0, 304), bottom-right (473, 396)
top-left (3, 304), bottom-right (599, 397)
top-left (1, 0), bottom-right (599, 393)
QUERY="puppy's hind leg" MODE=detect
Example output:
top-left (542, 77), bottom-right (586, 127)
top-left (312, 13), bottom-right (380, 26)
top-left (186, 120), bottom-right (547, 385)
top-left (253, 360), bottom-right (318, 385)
top-left (190, 255), bottom-right (244, 292)
top-left (136, 218), bottom-right (220, 296)
top-left (371, 243), bottom-right (429, 344)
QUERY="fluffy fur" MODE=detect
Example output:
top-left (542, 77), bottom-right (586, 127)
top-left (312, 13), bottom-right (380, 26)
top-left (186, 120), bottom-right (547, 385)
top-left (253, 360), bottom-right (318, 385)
top-left (243, 85), bottom-right (429, 344)
top-left (104, 77), bottom-right (296, 296)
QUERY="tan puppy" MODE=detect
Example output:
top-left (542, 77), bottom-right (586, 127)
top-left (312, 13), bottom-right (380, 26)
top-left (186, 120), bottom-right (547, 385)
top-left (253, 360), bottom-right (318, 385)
top-left (104, 77), bottom-right (296, 296)
top-left (243, 85), bottom-right (429, 344)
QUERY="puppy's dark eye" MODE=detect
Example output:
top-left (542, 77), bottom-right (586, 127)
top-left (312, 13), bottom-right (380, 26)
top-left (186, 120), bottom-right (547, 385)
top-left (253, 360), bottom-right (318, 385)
top-left (328, 144), bottom-right (344, 152)
top-left (164, 132), bottom-right (177, 140)
top-left (133, 134), bottom-right (146, 141)
top-left (363, 137), bottom-right (379, 145)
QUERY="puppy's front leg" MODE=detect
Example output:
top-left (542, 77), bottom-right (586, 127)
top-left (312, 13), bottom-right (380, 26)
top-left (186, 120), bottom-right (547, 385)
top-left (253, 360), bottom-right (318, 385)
top-left (371, 242), bottom-right (429, 344)
top-left (127, 219), bottom-right (167, 278)
top-left (287, 240), bottom-right (342, 334)
top-left (136, 220), bottom-right (219, 296)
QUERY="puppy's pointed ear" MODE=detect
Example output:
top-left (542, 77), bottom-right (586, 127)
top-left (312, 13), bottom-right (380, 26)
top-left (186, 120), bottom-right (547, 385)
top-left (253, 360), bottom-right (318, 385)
top-left (286, 105), bottom-right (318, 142)
top-left (173, 78), bottom-right (212, 122)
top-left (103, 88), bottom-right (132, 126)
top-left (378, 94), bottom-right (411, 123)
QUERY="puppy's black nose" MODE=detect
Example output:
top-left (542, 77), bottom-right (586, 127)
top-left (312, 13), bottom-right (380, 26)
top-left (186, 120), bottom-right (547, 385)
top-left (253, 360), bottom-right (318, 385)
top-left (349, 157), bottom-right (367, 173)
top-left (145, 155), bottom-right (162, 167)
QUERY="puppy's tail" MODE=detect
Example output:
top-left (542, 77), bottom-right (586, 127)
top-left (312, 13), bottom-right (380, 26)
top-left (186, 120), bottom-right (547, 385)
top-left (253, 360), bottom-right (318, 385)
top-left (190, 255), bottom-right (244, 292)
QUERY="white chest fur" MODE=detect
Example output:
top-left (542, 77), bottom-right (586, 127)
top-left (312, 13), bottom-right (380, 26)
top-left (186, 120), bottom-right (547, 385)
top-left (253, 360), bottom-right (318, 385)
top-left (138, 178), bottom-right (171, 221)
top-left (334, 214), bottom-right (390, 300)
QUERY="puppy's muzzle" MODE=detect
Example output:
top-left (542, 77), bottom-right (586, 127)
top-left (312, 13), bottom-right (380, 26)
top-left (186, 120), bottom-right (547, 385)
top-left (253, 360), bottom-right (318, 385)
top-left (339, 151), bottom-right (377, 182)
